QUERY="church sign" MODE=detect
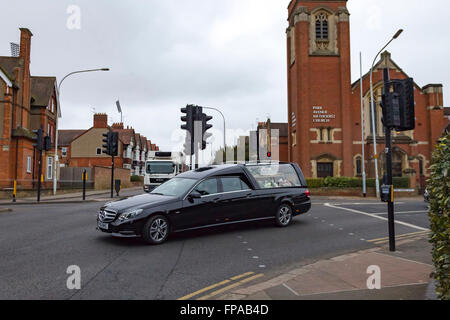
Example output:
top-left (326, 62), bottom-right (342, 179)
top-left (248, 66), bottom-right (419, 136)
top-left (312, 106), bottom-right (336, 123)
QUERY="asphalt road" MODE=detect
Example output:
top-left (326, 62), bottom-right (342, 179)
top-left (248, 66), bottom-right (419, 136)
top-left (0, 192), bottom-right (430, 300)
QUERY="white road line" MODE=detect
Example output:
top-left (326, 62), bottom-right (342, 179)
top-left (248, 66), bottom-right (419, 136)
top-left (370, 210), bottom-right (428, 215)
top-left (324, 203), bottom-right (429, 231)
top-left (282, 283), bottom-right (299, 296)
top-left (332, 202), bottom-right (405, 206)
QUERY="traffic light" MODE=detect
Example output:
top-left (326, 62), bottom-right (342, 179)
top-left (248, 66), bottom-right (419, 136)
top-left (110, 132), bottom-right (119, 156)
top-left (181, 105), bottom-right (195, 138)
top-left (381, 78), bottom-right (415, 131)
top-left (102, 132), bottom-right (112, 155)
top-left (33, 128), bottom-right (44, 151)
top-left (200, 112), bottom-right (213, 150)
top-left (44, 136), bottom-right (51, 151)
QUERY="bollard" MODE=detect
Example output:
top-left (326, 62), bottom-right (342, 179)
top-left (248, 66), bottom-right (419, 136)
top-left (13, 180), bottom-right (16, 203)
top-left (82, 170), bottom-right (87, 201)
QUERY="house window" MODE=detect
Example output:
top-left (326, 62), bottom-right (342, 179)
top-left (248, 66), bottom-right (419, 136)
top-left (27, 156), bottom-right (32, 173)
top-left (96, 148), bottom-right (102, 155)
top-left (47, 157), bottom-right (53, 180)
top-left (62, 147), bottom-right (67, 157)
top-left (315, 13), bottom-right (329, 40)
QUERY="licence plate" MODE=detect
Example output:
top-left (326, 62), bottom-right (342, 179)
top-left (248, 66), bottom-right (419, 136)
top-left (98, 221), bottom-right (109, 230)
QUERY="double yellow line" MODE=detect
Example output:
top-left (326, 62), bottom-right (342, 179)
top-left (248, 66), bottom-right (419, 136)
top-left (368, 231), bottom-right (429, 245)
top-left (178, 271), bottom-right (264, 300)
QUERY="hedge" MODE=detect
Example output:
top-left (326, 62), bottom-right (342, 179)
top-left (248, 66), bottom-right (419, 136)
top-left (130, 175), bottom-right (144, 182)
top-left (428, 133), bottom-right (450, 300)
top-left (306, 176), bottom-right (410, 189)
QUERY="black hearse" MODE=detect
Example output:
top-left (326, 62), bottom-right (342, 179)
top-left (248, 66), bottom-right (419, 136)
top-left (97, 163), bottom-right (311, 244)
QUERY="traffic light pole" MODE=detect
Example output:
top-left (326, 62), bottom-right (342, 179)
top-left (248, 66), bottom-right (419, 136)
top-left (37, 148), bottom-right (42, 203)
top-left (111, 154), bottom-right (115, 198)
top-left (383, 68), bottom-right (396, 252)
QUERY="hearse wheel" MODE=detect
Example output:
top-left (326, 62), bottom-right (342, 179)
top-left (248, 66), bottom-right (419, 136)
top-left (142, 215), bottom-right (170, 245)
top-left (275, 204), bottom-right (293, 227)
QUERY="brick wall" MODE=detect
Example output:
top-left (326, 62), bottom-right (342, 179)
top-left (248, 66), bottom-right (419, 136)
top-left (93, 166), bottom-right (132, 190)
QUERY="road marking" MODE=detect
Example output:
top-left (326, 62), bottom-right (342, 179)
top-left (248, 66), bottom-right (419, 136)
top-left (324, 203), bottom-right (429, 232)
top-left (282, 283), bottom-right (299, 296)
top-left (332, 202), bottom-right (405, 205)
top-left (370, 210), bottom-right (428, 215)
top-left (367, 231), bottom-right (429, 243)
top-left (197, 273), bottom-right (264, 300)
top-left (371, 231), bottom-right (430, 245)
top-left (177, 272), bottom-right (254, 300)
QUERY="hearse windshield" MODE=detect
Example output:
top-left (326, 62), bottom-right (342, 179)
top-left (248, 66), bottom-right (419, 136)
top-left (150, 177), bottom-right (197, 197)
top-left (246, 164), bottom-right (303, 189)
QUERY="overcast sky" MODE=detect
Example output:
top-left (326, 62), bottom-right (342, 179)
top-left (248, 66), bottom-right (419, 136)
top-left (1, 0), bottom-right (448, 157)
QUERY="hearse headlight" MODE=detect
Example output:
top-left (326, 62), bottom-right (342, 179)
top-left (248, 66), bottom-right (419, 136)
top-left (119, 209), bottom-right (143, 221)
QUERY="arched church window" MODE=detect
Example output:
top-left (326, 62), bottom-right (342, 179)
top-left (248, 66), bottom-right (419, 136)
top-left (315, 13), bottom-right (329, 40)
top-left (356, 157), bottom-right (362, 176)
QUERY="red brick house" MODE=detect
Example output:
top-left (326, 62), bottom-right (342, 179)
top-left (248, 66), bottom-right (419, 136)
top-left (286, 0), bottom-right (448, 190)
top-left (0, 28), bottom-right (59, 190)
top-left (60, 114), bottom-right (124, 168)
top-left (59, 114), bottom-right (160, 177)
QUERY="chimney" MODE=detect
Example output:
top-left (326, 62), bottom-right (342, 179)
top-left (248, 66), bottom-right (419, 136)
top-left (19, 28), bottom-right (33, 125)
top-left (19, 28), bottom-right (32, 69)
top-left (111, 122), bottom-right (124, 130)
top-left (93, 113), bottom-right (108, 128)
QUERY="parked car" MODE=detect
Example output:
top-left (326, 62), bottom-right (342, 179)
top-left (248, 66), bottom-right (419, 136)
top-left (96, 163), bottom-right (311, 244)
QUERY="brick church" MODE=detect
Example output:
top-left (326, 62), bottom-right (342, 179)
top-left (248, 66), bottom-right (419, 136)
top-left (286, 0), bottom-right (449, 190)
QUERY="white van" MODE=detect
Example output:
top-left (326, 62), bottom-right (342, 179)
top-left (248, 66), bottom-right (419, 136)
top-left (144, 151), bottom-right (185, 192)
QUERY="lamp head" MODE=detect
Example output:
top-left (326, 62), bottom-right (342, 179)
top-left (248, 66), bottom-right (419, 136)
top-left (393, 29), bottom-right (403, 39)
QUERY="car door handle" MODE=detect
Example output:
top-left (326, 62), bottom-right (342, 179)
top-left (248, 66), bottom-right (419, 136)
top-left (211, 197), bottom-right (221, 203)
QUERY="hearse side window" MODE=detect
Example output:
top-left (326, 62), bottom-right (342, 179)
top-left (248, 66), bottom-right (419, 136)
top-left (194, 178), bottom-right (218, 196)
top-left (246, 164), bottom-right (302, 189)
top-left (220, 177), bottom-right (250, 193)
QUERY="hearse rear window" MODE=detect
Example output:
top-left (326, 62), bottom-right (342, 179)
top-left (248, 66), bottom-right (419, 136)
top-left (246, 164), bottom-right (302, 189)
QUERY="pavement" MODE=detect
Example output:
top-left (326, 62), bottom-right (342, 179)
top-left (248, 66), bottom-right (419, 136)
top-left (218, 236), bottom-right (435, 300)
top-left (0, 187), bottom-right (143, 205)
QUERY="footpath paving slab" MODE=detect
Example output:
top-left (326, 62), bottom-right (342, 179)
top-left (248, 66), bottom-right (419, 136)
top-left (0, 187), bottom-right (142, 205)
top-left (219, 237), bottom-right (434, 300)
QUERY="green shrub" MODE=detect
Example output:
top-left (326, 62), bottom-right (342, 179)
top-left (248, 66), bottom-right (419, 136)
top-left (428, 133), bottom-right (450, 300)
top-left (306, 178), bottom-right (324, 188)
top-left (305, 176), bottom-right (410, 189)
top-left (130, 175), bottom-right (143, 182)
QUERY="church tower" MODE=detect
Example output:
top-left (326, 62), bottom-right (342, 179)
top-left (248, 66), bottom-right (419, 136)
top-left (287, 0), bottom-right (353, 178)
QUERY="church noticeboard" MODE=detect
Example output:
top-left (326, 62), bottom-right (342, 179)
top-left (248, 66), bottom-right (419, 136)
top-left (312, 106), bottom-right (336, 123)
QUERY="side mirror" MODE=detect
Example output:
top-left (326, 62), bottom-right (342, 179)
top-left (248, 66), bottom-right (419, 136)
top-left (188, 191), bottom-right (201, 202)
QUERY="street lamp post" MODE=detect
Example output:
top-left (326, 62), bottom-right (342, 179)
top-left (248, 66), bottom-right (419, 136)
top-left (202, 106), bottom-right (226, 160)
top-left (54, 68), bottom-right (110, 195)
top-left (369, 29), bottom-right (403, 198)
